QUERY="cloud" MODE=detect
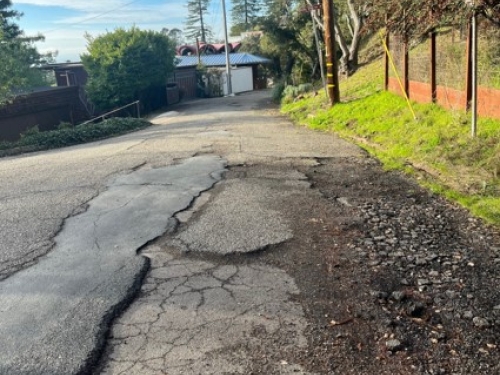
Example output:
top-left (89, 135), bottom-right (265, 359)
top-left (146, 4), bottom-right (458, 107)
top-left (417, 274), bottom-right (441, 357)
top-left (21, 27), bottom-right (88, 61)
top-left (54, 4), bottom-right (186, 26)
top-left (14, 0), bottom-right (125, 12)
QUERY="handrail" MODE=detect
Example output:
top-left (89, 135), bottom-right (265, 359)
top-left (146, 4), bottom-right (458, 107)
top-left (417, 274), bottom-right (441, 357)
top-left (80, 100), bottom-right (140, 125)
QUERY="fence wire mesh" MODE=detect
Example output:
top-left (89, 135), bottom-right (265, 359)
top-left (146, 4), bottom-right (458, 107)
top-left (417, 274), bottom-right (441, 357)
top-left (435, 26), bottom-right (468, 91)
top-left (478, 26), bottom-right (500, 89)
top-left (387, 16), bottom-right (500, 118)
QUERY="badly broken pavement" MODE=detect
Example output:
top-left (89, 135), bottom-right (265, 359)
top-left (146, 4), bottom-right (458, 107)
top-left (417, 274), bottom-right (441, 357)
top-left (1, 91), bottom-right (499, 375)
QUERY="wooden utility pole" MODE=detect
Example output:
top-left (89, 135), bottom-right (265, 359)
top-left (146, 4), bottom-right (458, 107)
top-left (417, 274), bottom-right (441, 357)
top-left (384, 32), bottom-right (390, 91)
top-left (465, 20), bottom-right (473, 112)
top-left (430, 30), bottom-right (437, 103)
top-left (402, 34), bottom-right (409, 98)
top-left (322, 0), bottom-right (340, 105)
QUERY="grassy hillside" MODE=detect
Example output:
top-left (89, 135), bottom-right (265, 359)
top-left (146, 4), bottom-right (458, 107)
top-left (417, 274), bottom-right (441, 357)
top-left (281, 59), bottom-right (500, 225)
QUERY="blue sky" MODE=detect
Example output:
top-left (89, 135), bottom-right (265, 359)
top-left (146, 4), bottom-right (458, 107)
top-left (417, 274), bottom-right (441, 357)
top-left (13, 0), bottom-right (230, 62)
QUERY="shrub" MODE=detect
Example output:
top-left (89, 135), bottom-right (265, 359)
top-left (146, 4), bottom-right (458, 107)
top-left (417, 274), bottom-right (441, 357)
top-left (282, 83), bottom-right (314, 104)
top-left (20, 125), bottom-right (40, 137)
top-left (271, 81), bottom-right (286, 103)
top-left (0, 117), bottom-right (150, 157)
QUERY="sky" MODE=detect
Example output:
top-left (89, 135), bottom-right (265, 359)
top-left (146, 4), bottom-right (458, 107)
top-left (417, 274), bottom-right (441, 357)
top-left (13, 0), bottom-right (230, 62)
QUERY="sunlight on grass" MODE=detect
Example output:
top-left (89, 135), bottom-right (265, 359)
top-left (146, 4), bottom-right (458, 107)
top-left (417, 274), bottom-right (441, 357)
top-left (282, 60), bottom-right (500, 226)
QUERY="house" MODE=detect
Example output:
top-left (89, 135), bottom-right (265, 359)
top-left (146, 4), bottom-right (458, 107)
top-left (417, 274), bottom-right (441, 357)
top-left (42, 62), bottom-right (89, 87)
top-left (0, 63), bottom-right (96, 141)
top-left (172, 52), bottom-right (271, 99)
top-left (42, 53), bottom-right (270, 99)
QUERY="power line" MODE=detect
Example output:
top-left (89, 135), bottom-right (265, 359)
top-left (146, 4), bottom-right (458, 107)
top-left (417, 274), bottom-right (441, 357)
top-left (213, 0), bottom-right (223, 41)
top-left (42, 0), bottom-right (142, 35)
top-left (210, 0), bottom-right (222, 42)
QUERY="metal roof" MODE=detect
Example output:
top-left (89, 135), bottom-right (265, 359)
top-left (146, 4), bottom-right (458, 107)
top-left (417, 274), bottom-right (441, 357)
top-left (40, 62), bottom-right (84, 70)
top-left (175, 53), bottom-right (271, 68)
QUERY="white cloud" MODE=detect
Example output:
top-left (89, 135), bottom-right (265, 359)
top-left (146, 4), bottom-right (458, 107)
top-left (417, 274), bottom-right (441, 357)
top-left (54, 4), bottom-right (186, 26)
top-left (14, 0), bottom-right (125, 12)
top-left (26, 17), bottom-right (185, 63)
top-left (22, 28), bottom-right (88, 62)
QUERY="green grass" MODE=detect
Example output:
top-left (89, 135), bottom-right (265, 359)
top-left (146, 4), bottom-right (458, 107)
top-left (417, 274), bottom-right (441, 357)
top-left (0, 117), bottom-right (151, 157)
top-left (282, 59), bottom-right (500, 225)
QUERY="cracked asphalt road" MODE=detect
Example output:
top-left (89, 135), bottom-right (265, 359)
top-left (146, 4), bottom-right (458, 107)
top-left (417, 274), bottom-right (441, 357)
top-left (99, 168), bottom-right (320, 375)
top-left (0, 156), bottom-right (226, 375)
top-left (0, 90), bottom-right (363, 374)
top-left (100, 248), bottom-right (312, 375)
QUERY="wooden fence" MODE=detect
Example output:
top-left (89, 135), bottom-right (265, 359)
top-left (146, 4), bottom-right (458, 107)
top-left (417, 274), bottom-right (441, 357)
top-left (385, 20), bottom-right (500, 119)
top-left (0, 86), bottom-right (90, 142)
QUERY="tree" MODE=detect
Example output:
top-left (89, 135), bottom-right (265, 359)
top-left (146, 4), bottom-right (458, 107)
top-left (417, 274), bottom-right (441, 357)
top-left (478, 0), bottom-right (500, 26)
top-left (0, 0), bottom-right (51, 104)
top-left (365, 0), bottom-right (468, 37)
top-left (185, 0), bottom-right (212, 43)
top-left (0, 0), bottom-right (22, 40)
top-left (161, 28), bottom-right (184, 46)
top-left (230, 0), bottom-right (262, 35)
top-left (244, 1), bottom-right (318, 84)
top-left (304, 0), bottom-right (368, 74)
top-left (334, 0), bottom-right (368, 73)
top-left (81, 27), bottom-right (176, 111)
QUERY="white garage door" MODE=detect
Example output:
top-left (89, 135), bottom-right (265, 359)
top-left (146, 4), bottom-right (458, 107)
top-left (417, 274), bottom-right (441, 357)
top-left (223, 67), bottom-right (253, 95)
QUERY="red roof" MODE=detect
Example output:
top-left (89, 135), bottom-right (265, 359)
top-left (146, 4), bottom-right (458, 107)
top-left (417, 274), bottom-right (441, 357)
top-left (176, 42), bottom-right (242, 56)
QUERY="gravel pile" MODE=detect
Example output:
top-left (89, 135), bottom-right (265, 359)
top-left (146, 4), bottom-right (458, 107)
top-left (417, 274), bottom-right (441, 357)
top-left (348, 193), bottom-right (500, 373)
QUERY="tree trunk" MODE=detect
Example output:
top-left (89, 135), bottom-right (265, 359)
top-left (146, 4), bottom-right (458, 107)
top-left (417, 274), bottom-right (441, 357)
top-left (334, 21), bottom-right (350, 74)
top-left (306, 0), bottom-right (364, 75)
top-left (284, 54), bottom-right (295, 81)
top-left (346, 0), bottom-right (362, 69)
top-left (199, 0), bottom-right (206, 43)
top-left (333, 0), bottom-right (364, 75)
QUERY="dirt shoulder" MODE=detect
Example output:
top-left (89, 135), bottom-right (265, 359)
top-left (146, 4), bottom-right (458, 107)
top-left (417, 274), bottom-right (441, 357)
top-left (256, 157), bottom-right (500, 374)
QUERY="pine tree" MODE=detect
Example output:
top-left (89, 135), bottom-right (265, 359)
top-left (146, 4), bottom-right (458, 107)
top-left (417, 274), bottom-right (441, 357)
top-left (230, 0), bottom-right (262, 35)
top-left (184, 0), bottom-right (212, 44)
top-left (0, 0), bottom-right (23, 40)
top-left (0, 0), bottom-right (50, 104)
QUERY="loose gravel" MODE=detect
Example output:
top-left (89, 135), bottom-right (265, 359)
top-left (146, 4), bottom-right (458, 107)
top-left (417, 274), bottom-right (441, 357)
top-left (235, 156), bottom-right (500, 375)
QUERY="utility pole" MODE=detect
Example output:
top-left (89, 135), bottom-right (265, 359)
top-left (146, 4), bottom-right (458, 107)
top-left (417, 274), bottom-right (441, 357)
top-left (471, 1), bottom-right (478, 138)
top-left (222, 0), bottom-right (233, 96)
top-left (322, 0), bottom-right (340, 105)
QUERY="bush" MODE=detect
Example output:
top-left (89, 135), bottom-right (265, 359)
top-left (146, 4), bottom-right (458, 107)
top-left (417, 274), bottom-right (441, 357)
top-left (271, 81), bottom-right (286, 103)
top-left (282, 83), bottom-right (314, 104)
top-left (81, 27), bottom-right (176, 111)
top-left (20, 125), bottom-right (40, 137)
top-left (57, 121), bottom-right (73, 130)
top-left (0, 117), bottom-right (150, 156)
